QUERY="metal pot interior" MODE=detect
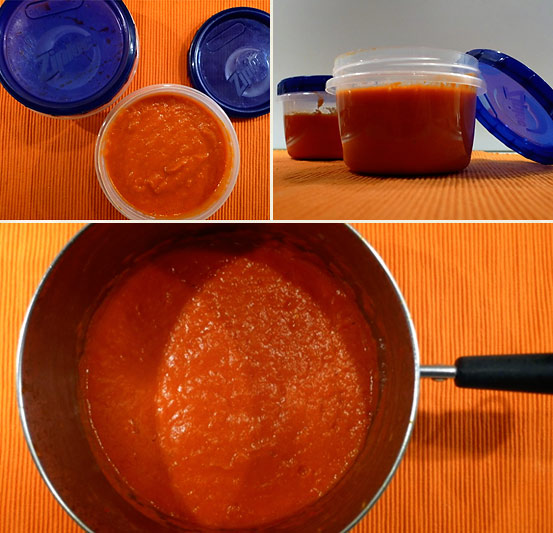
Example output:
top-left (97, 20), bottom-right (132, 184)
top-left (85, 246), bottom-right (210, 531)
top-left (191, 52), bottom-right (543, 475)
top-left (17, 223), bottom-right (419, 532)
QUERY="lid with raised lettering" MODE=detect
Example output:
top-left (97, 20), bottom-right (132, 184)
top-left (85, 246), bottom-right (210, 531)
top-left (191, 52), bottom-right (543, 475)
top-left (467, 49), bottom-right (553, 164)
top-left (0, 0), bottom-right (138, 117)
top-left (188, 7), bottom-right (270, 118)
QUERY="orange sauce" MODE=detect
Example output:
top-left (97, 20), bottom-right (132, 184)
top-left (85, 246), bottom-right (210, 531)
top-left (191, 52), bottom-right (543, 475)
top-left (79, 235), bottom-right (378, 529)
top-left (336, 83), bottom-right (477, 174)
top-left (284, 112), bottom-right (343, 160)
top-left (103, 93), bottom-right (233, 218)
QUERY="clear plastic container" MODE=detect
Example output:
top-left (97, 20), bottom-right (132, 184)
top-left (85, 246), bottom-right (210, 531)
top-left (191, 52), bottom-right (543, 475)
top-left (277, 76), bottom-right (343, 160)
top-left (326, 47), bottom-right (486, 174)
top-left (95, 84), bottom-right (240, 220)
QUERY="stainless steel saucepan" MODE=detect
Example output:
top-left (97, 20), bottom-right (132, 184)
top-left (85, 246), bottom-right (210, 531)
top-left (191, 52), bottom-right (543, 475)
top-left (17, 223), bottom-right (553, 533)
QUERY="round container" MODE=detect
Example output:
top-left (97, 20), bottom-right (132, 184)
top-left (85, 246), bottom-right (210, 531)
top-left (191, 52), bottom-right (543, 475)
top-left (326, 47), bottom-right (486, 175)
top-left (277, 75), bottom-right (343, 160)
top-left (0, 0), bottom-right (139, 118)
top-left (95, 84), bottom-right (240, 220)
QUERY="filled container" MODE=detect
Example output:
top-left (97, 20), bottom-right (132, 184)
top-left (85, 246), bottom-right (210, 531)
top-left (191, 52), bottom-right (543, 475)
top-left (326, 47), bottom-right (485, 175)
top-left (18, 224), bottom-right (553, 533)
top-left (95, 84), bottom-right (240, 220)
top-left (0, 0), bottom-right (139, 118)
top-left (277, 75), bottom-right (343, 160)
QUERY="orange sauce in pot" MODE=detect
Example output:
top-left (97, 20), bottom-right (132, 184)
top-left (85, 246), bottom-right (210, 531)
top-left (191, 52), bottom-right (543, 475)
top-left (336, 83), bottom-right (477, 175)
top-left (284, 112), bottom-right (343, 160)
top-left (79, 235), bottom-right (378, 529)
top-left (102, 93), bottom-right (233, 218)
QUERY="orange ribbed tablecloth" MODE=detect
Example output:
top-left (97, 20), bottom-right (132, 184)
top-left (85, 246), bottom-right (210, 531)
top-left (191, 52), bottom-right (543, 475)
top-left (0, 1), bottom-right (269, 220)
top-left (274, 150), bottom-right (553, 220)
top-left (2, 222), bottom-right (553, 532)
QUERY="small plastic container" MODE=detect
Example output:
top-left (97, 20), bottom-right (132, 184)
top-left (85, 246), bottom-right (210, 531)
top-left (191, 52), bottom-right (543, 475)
top-left (277, 76), bottom-right (343, 160)
top-left (95, 84), bottom-right (240, 220)
top-left (326, 47), bottom-right (485, 175)
top-left (0, 0), bottom-right (139, 118)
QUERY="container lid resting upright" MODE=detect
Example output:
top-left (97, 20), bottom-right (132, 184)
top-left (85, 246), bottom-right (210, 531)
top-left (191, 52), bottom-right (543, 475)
top-left (466, 49), bottom-right (553, 164)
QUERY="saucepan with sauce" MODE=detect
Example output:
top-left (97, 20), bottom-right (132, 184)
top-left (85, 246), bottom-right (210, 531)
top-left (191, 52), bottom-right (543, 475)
top-left (17, 224), bottom-right (553, 532)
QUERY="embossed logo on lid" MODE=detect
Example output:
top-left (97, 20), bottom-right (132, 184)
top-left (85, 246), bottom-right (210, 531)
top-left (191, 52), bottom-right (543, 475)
top-left (188, 7), bottom-right (270, 119)
top-left (467, 49), bottom-right (553, 164)
top-left (0, 0), bottom-right (138, 116)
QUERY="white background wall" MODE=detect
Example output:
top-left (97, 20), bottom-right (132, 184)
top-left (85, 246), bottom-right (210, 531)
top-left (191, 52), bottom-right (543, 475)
top-left (272, 0), bottom-right (553, 151)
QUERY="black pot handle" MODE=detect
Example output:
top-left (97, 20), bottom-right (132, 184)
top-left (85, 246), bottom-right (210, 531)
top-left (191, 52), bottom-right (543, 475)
top-left (420, 355), bottom-right (553, 394)
top-left (454, 354), bottom-right (553, 393)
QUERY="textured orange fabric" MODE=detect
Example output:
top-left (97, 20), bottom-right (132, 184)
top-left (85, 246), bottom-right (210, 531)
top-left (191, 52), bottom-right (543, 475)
top-left (2, 223), bottom-right (553, 532)
top-left (274, 150), bottom-right (553, 220)
top-left (0, 0), bottom-right (269, 220)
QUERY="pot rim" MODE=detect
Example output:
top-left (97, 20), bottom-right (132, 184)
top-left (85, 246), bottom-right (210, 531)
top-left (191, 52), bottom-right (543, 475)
top-left (341, 224), bottom-right (421, 532)
top-left (16, 223), bottom-right (94, 533)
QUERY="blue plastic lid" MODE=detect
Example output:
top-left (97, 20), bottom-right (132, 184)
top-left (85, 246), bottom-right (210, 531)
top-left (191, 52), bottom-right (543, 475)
top-left (0, 0), bottom-right (138, 117)
top-left (467, 49), bottom-right (553, 164)
top-left (277, 75), bottom-right (332, 95)
top-left (188, 7), bottom-right (269, 118)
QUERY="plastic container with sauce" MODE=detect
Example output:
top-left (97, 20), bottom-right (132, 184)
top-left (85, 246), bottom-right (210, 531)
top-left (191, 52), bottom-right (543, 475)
top-left (95, 84), bottom-right (240, 220)
top-left (277, 75), bottom-right (343, 160)
top-left (0, 0), bottom-right (139, 118)
top-left (326, 47), bottom-right (485, 175)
